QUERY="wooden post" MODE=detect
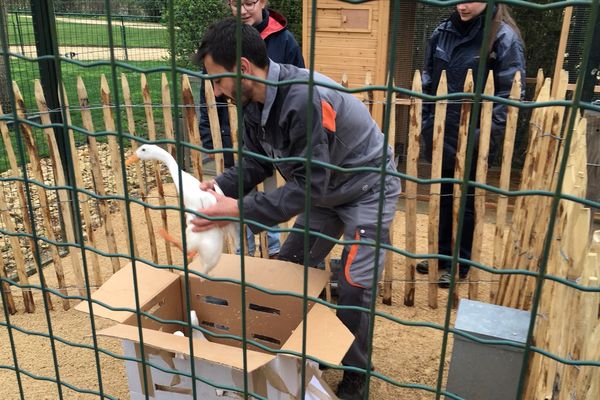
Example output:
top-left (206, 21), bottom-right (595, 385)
top-left (0, 104), bottom-right (35, 312)
top-left (34, 80), bottom-right (86, 296)
top-left (121, 74), bottom-right (159, 264)
top-left (226, 98), bottom-right (240, 254)
top-left (427, 71), bottom-right (448, 309)
top-left (363, 72), bottom-right (374, 115)
top-left (489, 72), bottom-right (521, 303)
top-left (227, 99), bottom-right (239, 164)
top-left (0, 241), bottom-right (16, 314)
top-left (469, 71), bottom-right (494, 300)
top-left (59, 84), bottom-right (103, 287)
top-left (161, 74), bottom-right (176, 159)
top-left (141, 73), bottom-right (174, 266)
top-left (181, 75), bottom-right (203, 180)
top-left (13, 81), bottom-right (66, 310)
top-left (534, 69), bottom-right (545, 100)
top-left (77, 77), bottom-right (121, 273)
top-left (204, 79), bottom-right (224, 174)
top-left (100, 74), bottom-right (139, 259)
top-left (496, 79), bottom-right (551, 307)
top-left (403, 71), bottom-right (421, 307)
top-left (552, 7), bottom-right (573, 98)
top-left (382, 80), bottom-right (397, 306)
top-left (450, 70), bottom-right (474, 307)
top-left (585, 110), bottom-right (600, 203)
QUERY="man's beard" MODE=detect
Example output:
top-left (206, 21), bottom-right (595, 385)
top-left (228, 84), bottom-right (251, 106)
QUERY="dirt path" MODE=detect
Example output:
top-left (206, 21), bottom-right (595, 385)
top-left (0, 184), bottom-right (499, 399)
top-left (9, 45), bottom-right (168, 62)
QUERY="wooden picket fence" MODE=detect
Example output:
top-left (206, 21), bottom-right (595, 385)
top-left (0, 73), bottom-right (205, 313)
top-left (0, 67), bottom-right (597, 316)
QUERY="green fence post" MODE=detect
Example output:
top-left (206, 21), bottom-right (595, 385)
top-left (15, 12), bottom-right (25, 55)
top-left (121, 16), bottom-right (128, 61)
top-left (29, 0), bottom-right (70, 177)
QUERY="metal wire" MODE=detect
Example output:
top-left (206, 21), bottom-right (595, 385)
top-left (1, 0), bottom-right (599, 399)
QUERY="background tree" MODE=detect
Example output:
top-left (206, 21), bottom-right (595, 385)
top-left (165, 0), bottom-right (229, 68)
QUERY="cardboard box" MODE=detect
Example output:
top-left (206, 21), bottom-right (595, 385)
top-left (76, 254), bottom-right (353, 399)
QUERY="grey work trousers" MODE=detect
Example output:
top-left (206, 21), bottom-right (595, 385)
top-left (278, 172), bottom-right (401, 369)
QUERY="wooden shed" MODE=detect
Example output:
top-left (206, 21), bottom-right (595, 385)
top-left (302, 0), bottom-right (391, 126)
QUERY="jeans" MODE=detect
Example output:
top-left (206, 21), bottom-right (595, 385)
top-left (240, 226), bottom-right (280, 257)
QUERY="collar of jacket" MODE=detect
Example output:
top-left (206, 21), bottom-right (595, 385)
top-left (440, 5), bottom-right (497, 38)
top-left (256, 8), bottom-right (287, 40)
top-left (260, 60), bottom-right (280, 127)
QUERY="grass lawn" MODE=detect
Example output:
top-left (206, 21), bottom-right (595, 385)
top-left (2, 58), bottom-right (202, 173)
top-left (8, 13), bottom-right (169, 49)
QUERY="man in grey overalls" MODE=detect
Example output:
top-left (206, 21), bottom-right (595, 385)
top-left (190, 18), bottom-right (401, 399)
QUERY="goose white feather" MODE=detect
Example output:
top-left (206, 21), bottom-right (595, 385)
top-left (128, 144), bottom-right (238, 273)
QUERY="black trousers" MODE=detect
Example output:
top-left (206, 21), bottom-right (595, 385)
top-left (438, 167), bottom-right (475, 276)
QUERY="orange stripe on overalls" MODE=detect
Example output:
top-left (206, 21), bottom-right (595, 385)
top-left (344, 230), bottom-right (365, 288)
top-left (321, 100), bottom-right (336, 132)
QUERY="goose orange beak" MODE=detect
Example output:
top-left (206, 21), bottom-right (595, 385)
top-left (125, 154), bottom-right (140, 166)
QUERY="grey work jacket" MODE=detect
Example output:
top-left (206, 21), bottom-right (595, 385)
top-left (216, 61), bottom-right (395, 232)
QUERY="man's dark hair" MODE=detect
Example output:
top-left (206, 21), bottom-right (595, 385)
top-left (193, 17), bottom-right (269, 70)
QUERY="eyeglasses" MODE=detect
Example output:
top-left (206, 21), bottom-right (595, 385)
top-left (228, 0), bottom-right (260, 11)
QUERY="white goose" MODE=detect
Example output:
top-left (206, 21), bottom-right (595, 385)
top-left (126, 144), bottom-right (238, 274)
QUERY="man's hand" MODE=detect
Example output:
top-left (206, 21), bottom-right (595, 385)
top-left (200, 179), bottom-right (216, 191)
top-left (190, 189), bottom-right (239, 232)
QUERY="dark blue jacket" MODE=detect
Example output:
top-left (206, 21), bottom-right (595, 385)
top-left (200, 9), bottom-right (305, 167)
top-left (422, 12), bottom-right (525, 170)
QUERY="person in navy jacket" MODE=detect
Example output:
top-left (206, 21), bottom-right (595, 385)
top-left (417, 2), bottom-right (525, 287)
top-left (199, 0), bottom-right (305, 258)
top-left (200, 0), bottom-right (304, 169)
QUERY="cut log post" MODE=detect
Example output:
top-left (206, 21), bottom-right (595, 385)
top-left (496, 78), bottom-right (551, 307)
top-left (363, 72), bottom-right (374, 115)
top-left (0, 242), bottom-right (16, 314)
top-left (161, 74), bottom-right (176, 159)
top-left (13, 81), bottom-right (66, 310)
top-left (450, 70), bottom-right (474, 307)
top-left (0, 104), bottom-right (35, 312)
top-left (34, 80), bottom-right (86, 297)
top-left (469, 71), bottom-right (494, 300)
top-left (121, 74), bottom-right (159, 264)
top-left (254, 182), bottom-right (269, 259)
top-left (427, 71), bottom-right (448, 309)
top-left (223, 98), bottom-right (240, 254)
top-left (204, 79), bottom-right (224, 174)
top-left (534, 68), bottom-right (544, 100)
top-left (181, 75), bottom-right (203, 180)
top-left (403, 71), bottom-right (422, 306)
top-left (77, 77), bottom-right (121, 273)
top-left (490, 71), bottom-right (521, 303)
top-left (59, 84), bottom-right (103, 287)
top-left (382, 80), bottom-right (397, 306)
top-left (227, 99), bottom-right (239, 164)
top-left (100, 74), bottom-right (139, 259)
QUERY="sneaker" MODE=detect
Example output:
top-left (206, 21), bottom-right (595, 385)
top-left (336, 371), bottom-right (366, 400)
top-left (438, 271), bottom-right (469, 289)
top-left (416, 260), bottom-right (429, 274)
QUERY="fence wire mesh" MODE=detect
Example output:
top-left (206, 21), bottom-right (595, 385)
top-left (1, 0), bottom-right (600, 399)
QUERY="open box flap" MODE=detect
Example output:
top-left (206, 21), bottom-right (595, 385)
top-left (75, 263), bottom-right (179, 323)
top-left (281, 303), bottom-right (355, 365)
top-left (193, 254), bottom-right (329, 298)
top-left (97, 324), bottom-right (275, 373)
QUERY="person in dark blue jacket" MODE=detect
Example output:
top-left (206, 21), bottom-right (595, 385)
top-left (199, 0), bottom-right (305, 258)
top-left (200, 0), bottom-right (304, 169)
top-left (416, 2), bottom-right (525, 287)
